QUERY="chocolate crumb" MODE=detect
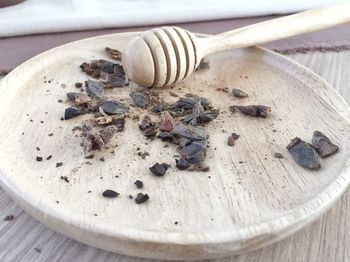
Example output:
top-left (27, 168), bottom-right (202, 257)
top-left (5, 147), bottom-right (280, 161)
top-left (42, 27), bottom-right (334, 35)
top-left (56, 162), bottom-right (63, 168)
top-left (135, 193), bottom-right (149, 204)
top-left (228, 133), bottom-right (240, 146)
top-left (99, 157), bottom-right (105, 162)
top-left (84, 154), bottom-right (94, 159)
top-left (36, 156), bottom-right (43, 162)
top-left (36, 147), bottom-right (40, 151)
top-left (74, 82), bottom-right (83, 88)
top-left (4, 214), bottom-right (14, 221)
top-left (274, 152), bottom-right (284, 159)
top-left (48, 133), bottom-right (54, 136)
top-left (128, 195), bottom-right (134, 199)
top-left (232, 88), bottom-right (248, 98)
top-left (134, 180), bottom-right (144, 189)
top-left (60, 176), bottom-right (69, 183)
top-left (34, 248), bottom-right (41, 253)
top-left (102, 189), bottom-right (119, 198)
top-left (46, 155), bottom-right (52, 160)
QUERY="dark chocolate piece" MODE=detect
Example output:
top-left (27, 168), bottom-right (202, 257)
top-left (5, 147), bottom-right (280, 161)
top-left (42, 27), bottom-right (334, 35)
top-left (178, 141), bottom-right (207, 163)
top-left (311, 131), bottom-right (339, 157)
top-left (175, 158), bottom-right (190, 170)
top-left (129, 91), bottom-right (149, 108)
top-left (171, 123), bottom-right (205, 141)
top-left (287, 137), bottom-right (320, 170)
top-left (150, 163), bottom-right (170, 177)
top-left (135, 193), bottom-right (149, 204)
top-left (99, 100), bottom-right (129, 115)
top-left (85, 80), bottom-right (104, 98)
top-left (56, 162), bottom-right (63, 168)
top-left (36, 156), bottom-right (43, 162)
top-left (102, 189), bottom-right (119, 198)
top-left (64, 107), bottom-right (81, 120)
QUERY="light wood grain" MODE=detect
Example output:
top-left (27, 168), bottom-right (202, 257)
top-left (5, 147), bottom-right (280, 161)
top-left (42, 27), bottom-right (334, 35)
top-left (0, 35), bottom-right (350, 261)
top-left (123, 4), bottom-right (350, 87)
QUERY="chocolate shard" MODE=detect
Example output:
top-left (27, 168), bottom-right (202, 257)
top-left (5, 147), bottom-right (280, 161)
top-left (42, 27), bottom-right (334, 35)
top-left (171, 123), bottom-right (205, 141)
top-left (230, 105), bottom-right (271, 118)
top-left (228, 133), bottom-right (240, 146)
top-left (85, 80), bottom-right (104, 98)
top-left (178, 141), bottom-right (207, 163)
top-left (134, 180), bottom-right (144, 189)
top-left (175, 158), bottom-right (191, 170)
top-left (232, 88), bottom-right (249, 98)
top-left (99, 100), bottom-right (129, 115)
top-left (159, 111), bottom-right (176, 132)
top-left (150, 163), bottom-right (170, 177)
top-left (287, 137), bottom-right (320, 170)
top-left (64, 107), bottom-right (81, 120)
top-left (311, 131), bottom-right (339, 157)
top-left (100, 61), bottom-right (116, 74)
top-left (103, 74), bottom-right (128, 88)
top-left (129, 91), bottom-right (149, 108)
top-left (102, 189), bottom-right (119, 198)
top-left (135, 193), bottom-right (149, 204)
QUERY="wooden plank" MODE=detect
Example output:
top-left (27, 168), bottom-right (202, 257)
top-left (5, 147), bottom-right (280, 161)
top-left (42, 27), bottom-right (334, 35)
top-left (0, 50), bottom-right (350, 262)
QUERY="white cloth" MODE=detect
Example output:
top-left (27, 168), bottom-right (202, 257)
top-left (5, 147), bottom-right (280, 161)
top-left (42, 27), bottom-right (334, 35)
top-left (0, 0), bottom-right (348, 37)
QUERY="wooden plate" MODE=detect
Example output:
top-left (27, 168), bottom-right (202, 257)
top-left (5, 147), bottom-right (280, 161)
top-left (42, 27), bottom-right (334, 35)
top-left (0, 32), bottom-right (349, 260)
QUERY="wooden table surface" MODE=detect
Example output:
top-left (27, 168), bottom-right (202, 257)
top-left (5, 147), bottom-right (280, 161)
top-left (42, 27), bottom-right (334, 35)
top-left (0, 50), bottom-right (349, 262)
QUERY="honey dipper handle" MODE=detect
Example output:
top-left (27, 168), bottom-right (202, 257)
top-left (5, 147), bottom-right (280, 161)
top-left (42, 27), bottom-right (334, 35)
top-left (201, 4), bottom-right (350, 57)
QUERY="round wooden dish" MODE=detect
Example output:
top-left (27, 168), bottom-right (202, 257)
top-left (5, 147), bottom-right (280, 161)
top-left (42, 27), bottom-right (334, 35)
top-left (0, 32), bottom-right (349, 260)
